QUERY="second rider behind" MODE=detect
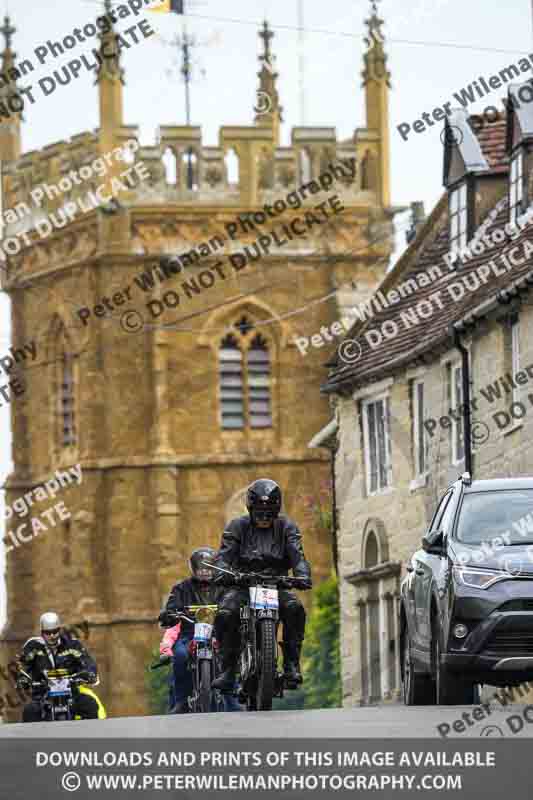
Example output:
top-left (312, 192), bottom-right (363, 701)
top-left (212, 479), bottom-right (312, 693)
top-left (159, 546), bottom-right (239, 713)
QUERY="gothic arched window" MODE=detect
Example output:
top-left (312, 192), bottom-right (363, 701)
top-left (364, 530), bottom-right (379, 568)
top-left (248, 334), bottom-right (271, 428)
top-left (181, 149), bottom-right (198, 191)
top-left (60, 352), bottom-right (77, 447)
top-left (224, 148), bottom-right (240, 185)
top-left (163, 147), bottom-right (177, 185)
top-left (219, 333), bottom-right (244, 429)
top-left (299, 147), bottom-right (312, 183)
top-left (218, 317), bottom-right (272, 430)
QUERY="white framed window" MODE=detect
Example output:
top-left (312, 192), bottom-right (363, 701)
top-left (448, 362), bottom-right (464, 464)
top-left (412, 379), bottom-right (428, 477)
top-left (509, 150), bottom-right (524, 226)
top-left (362, 395), bottom-right (392, 495)
top-left (511, 317), bottom-right (520, 405)
top-left (449, 183), bottom-right (468, 254)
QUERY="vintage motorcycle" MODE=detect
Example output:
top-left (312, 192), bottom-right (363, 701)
top-left (157, 605), bottom-right (225, 714)
top-left (209, 563), bottom-right (307, 711)
top-left (19, 667), bottom-right (104, 721)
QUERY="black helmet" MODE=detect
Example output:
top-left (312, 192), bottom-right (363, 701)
top-left (246, 478), bottom-right (282, 524)
top-left (190, 546), bottom-right (217, 582)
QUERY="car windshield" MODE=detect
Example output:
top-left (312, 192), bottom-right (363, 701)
top-left (455, 490), bottom-right (533, 545)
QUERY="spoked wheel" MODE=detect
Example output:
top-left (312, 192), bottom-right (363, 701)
top-left (432, 626), bottom-right (478, 705)
top-left (198, 660), bottom-right (212, 713)
top-left (401, 632), bottom-right (436, 705)
top-left (256, 619), bottom-right (276, 711)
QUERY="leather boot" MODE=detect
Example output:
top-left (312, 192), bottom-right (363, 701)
top-left (172, 701), bottom-right (189, 714)
top-left (212, 649), bottom-right (239, 693)
top-left (283, 640), bottom-right (303, 687)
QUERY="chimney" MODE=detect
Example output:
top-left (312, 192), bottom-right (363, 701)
top-left (405, 201), bottom-right (426, 244)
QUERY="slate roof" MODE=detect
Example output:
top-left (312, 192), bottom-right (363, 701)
top-left (321, 136), bottom-right (532, 395)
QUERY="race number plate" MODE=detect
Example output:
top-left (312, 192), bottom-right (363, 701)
top-left (249, 586), bottom-right (279, 610)
top-left (48, 678), bottom-right (72, 697)
top-left (194, 622), bottom-right (213, 642)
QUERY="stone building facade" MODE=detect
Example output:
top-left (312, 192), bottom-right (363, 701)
top-left (317, 87), bottom-right (533, 706)
top-left (0, 3), bottom-right (395, 717)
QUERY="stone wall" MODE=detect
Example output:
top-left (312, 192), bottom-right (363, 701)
top-left (0, 118), bottom-right (391, 718)
top-left (336, 295), bottom-right (533, 706)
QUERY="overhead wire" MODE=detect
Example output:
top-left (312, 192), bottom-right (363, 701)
top-left (77, 0), bottom-right (533, 57)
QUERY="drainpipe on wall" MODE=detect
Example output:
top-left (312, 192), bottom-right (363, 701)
top-left (308, 417), bottom-right (339, 574)
top-left (453, 327), bottom-right (473, 477)
top-left (330, 446), bottom-right (339, 575)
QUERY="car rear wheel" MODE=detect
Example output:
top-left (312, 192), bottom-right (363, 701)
top-left (402, 631), bottom-right (436, 705)
top-left (432, 628), bottom-right (479, 705)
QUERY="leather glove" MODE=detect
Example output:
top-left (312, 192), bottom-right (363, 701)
top-left (74, 670), bottom-right (95, 684)
top-left (158, 610), bottom-right (177, 627)
top-left (296, 577), bottom-right (313, 591)
top-left (16, 675), bottom-right (31, 691)
top-left (214, 573), bottom-right (235, 587)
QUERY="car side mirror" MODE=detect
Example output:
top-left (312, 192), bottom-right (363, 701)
top-left (422, 529), bottom-right (445, 556)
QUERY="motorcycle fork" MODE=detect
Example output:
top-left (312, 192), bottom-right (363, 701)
top-left (239, 606), bottom-right (253, 680)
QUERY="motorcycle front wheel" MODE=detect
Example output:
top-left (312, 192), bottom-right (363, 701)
top-left (256, 619), bottom-right (276, 711)
top-left (198, 660), bottom-right (212, 713)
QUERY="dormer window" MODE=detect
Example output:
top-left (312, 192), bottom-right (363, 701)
top-left (449, 182), bottom-right (468, 254)
top-left (509, 149), bottom-right (524, 225)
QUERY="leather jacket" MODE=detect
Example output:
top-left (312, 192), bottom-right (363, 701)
top-left (161, 578), bottom-right (225, 638)
top-left (216, 514), bottom-right (312, 579)
top-left (16, 632), bottom-right (97, 697)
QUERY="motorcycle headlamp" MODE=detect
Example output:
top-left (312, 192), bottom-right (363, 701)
top-left (453, 566), bottom-right (510, 590)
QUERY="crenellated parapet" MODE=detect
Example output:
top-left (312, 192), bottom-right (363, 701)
top-left (1, 125), bottom-right (376, 229)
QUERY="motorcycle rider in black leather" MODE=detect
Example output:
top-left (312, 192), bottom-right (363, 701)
top-left (158, 546), bottom-right (239, 713)
top-left (16, 612), bottom-right (100, 722)
top-left (211, 479), bottom-right (312, 693)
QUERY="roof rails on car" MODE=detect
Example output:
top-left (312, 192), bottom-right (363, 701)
top-left (460, 472), bottom-right (472, 486)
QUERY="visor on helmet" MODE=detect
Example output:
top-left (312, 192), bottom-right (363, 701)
top-left (190, 547), bottom-right (217, 581)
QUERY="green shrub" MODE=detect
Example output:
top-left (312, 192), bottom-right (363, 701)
top-left (145, 646), bottom-right (171, 715)
top-left (301, 573), bottom-right (341, 709)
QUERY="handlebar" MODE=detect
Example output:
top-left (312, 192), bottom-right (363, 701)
top-left (30, 673), bottom-right (83, 689)
top-left (209, 562), bottom-right (309, 588)
top-left (162, 611), bottom-right (195, 625)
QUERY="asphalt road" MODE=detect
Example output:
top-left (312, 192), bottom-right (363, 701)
top-left (1, 702), bottom-right (533, 738)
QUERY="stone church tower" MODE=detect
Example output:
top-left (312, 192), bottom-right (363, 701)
top-left (0, 3), bottom-right (394, 717)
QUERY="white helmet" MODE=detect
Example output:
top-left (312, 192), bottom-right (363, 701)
top-left (40, 611), bottom-right (61, 646)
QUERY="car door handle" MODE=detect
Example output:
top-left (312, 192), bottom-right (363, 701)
top-left (415, 569), bottom-right (424, 576)
top-left (406, 565), bottom-right (414, 573)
